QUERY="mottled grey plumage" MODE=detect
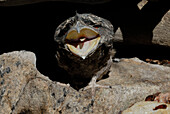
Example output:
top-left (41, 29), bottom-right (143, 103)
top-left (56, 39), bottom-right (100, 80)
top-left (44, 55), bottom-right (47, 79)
top-left (54, 13), bottom-right (115, 87)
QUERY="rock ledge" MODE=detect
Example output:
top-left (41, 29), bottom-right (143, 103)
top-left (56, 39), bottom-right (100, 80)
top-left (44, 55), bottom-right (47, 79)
top-left (0, 51), bottom-right (169, 113)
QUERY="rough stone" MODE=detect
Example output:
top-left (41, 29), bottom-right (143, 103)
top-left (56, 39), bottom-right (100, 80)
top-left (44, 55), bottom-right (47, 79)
top-left (152, 10), bottom-right (170, 47)
top-left (114, 28), bottom-right (123, 43)
top-left (114, 9), bottom-right (170, 47)
top-left (114, 0), bottom-right (170, 47)
top-left (0, 51), bottom-right (169, 114)
top-left (122, 101), bottom-right (170, 114)
top-left (137, 0), bottom-right (148, 10)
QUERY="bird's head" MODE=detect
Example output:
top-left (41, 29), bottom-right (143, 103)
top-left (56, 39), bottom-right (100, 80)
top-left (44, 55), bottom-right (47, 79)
top-left (54, 13), bottom-right (114, 60)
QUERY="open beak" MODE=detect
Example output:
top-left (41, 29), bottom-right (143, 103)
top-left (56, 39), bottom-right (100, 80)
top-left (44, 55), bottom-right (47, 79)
top-left (65, 28), bottom-right (100, 59)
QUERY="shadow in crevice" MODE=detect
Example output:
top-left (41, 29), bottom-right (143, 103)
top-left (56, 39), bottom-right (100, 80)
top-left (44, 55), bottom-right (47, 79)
top-left (99, 71), bottom-right (110, 81)
top-left (58, 70), bottom-right (110, 90)
top-left (114, 42), bottom-right (170, 61)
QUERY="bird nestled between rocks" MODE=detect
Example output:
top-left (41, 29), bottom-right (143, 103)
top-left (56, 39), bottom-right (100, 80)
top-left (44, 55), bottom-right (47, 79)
top-left (54, 13), bottom-right (115, 93)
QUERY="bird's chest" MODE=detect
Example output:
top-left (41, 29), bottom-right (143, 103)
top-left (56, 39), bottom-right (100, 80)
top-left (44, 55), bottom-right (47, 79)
top-left (64, 47), bottom-right (110, 79)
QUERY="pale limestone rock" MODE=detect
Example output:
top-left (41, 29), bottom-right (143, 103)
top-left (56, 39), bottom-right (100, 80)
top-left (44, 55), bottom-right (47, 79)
top-left (0, 51), bottom-right (169, 114)
top-left (152, 10), bottom-right (170, 47)
top-left (122, 101), bottom-right (170, 114)
top-left (137, 0), bottom-right (148, 10)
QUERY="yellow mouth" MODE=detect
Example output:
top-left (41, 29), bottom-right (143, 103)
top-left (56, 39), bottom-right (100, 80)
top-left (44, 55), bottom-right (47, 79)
top-left (65, 28), bottom-right (100, 59)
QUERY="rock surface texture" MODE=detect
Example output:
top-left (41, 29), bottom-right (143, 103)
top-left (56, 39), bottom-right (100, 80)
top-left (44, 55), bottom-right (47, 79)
top-left (152, 10), bottom-right (170, 47)
top-left (122, 101), bottom-right (170, 114)
top-left (0, 51), bottom-right (169, 113)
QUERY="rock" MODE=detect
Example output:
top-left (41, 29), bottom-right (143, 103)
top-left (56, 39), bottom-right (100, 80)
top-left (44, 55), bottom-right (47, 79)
top-left (114, 28), bottom-right (123, 43)
top-left (115, 0), bottom-right (170, 47)
top-left (137, 0), bottom-right (148, 10)
top-left (122, 101), bottom-right (170, 114)
top-left (0, 51), bottom-right (37, 114)
top-left (0, 51), bottom-right (170, 113)
top-left (154, 92), bottom-right (170, 103)
top-left (152, 10), bottom-right (170, 47)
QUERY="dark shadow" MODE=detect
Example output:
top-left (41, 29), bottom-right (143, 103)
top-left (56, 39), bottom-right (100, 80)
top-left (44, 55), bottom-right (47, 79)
top-left (114, 42), bottom-right (170, 61)
top-left (97, 71), bottom-right (110, 81)
top-left (117, 0), bottom-right (169, 44)
top-left (0, 0), bottom-right (169, 89)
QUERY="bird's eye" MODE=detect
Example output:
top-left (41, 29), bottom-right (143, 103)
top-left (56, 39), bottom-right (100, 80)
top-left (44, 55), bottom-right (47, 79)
top-left (93, 24), bottom-right (102, 29)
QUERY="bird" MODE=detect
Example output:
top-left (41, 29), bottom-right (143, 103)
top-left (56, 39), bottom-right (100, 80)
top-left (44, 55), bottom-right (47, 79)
top-left (54, 13), bottom-right (115, 94)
